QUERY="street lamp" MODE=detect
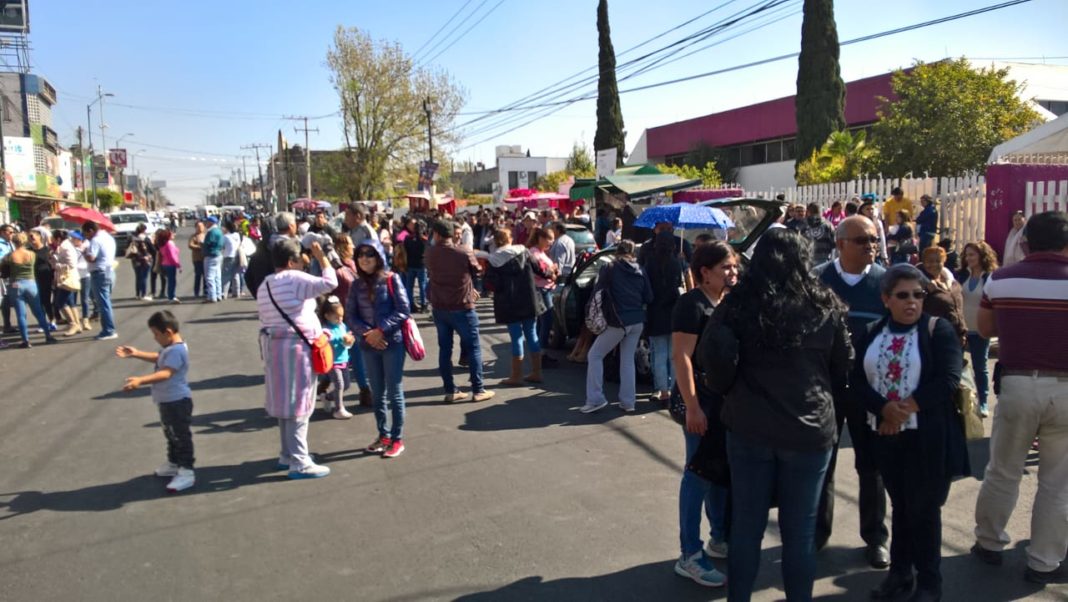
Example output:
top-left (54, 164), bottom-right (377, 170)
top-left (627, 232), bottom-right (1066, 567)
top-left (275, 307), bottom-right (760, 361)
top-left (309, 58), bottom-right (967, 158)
top-left (86, 90), bottom-right (114, 208)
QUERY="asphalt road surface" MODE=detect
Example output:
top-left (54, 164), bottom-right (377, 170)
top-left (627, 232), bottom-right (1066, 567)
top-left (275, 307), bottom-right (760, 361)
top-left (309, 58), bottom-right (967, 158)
top-left (0, 229), bottom-right (1062, 601)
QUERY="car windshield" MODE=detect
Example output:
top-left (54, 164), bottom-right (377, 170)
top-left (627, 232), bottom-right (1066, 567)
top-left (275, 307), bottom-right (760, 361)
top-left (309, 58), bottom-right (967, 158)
top-left (566, 229), bottom-right (594, 244)
top-left (574, 252), bottom-right (615, 288)
top-left (111, 213), bottom-right (149, 224)
top-left (681, 202), bottom-right (770, 246)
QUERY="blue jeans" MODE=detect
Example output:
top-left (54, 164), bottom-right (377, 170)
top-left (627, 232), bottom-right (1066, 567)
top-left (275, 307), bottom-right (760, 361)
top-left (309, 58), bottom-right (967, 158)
top-left (204, 255), bottom-right (222, 301)
top-left (192, 259), bottom-right (205, 297)
top-left (506, 318), bottom-right (540, 357)
top-left (362, 343), bottom-right (407, 440)
top-left (222, 257), bottom-right (239, 297)
top-left (133, 264), bottom-right (149, 298)
top-left (536, 288), bottom-right (553, 347)
top-left (162, 265), bottom-right (178, 300)
top-left (90, 270), bottom-right (116, 336)
top-left (10, 279), bottom-right (51, 342)
top-left (79, 275), bottom-right (92, 316)
top-left (432, 308), bottom-right (484, 393)
top-left (404, 267), bottom-right (428, 308)
top-left (680, 427), bottom-right (728, 555)
top-left (650, 334), bottom-right (674, 394)
top-left (349, 347), bottom-right (370, 390)
top-left (967, 333), bottom-right (990, 409)
top-left (727, 432), bottom-right (832, 602)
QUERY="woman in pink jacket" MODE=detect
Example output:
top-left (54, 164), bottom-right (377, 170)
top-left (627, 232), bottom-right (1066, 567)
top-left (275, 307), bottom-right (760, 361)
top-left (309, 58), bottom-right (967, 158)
top-left (157, 229), bottom-right (182, 303)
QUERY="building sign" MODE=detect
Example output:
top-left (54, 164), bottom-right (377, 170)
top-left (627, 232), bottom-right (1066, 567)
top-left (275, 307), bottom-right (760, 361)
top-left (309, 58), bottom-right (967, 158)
top-left (3, 136), bottom-right (35, 191)
top-left (93, 155), bottom-right (109, 185)
top-left (418, 160), bottom-right (438, 192)
top-left (596, 148), bottom-right (617, 179)
top-left (57, 151), bottom-right (73, 194)
top-left (0, 1), bottom-right (29, 34)
top-left (108, 148), bottom-right (128, 169)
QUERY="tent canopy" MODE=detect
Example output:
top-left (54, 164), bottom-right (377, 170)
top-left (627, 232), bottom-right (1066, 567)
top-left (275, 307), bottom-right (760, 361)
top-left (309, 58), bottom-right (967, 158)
top-left (569, 172), bottom-right (699, 201)
top-left (989, 113), bottom-right (1068, 163)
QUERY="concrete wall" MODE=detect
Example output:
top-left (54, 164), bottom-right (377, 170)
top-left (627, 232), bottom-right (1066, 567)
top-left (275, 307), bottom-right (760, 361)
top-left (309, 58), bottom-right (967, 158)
top-left (735, 160), bottom-right (797, 192)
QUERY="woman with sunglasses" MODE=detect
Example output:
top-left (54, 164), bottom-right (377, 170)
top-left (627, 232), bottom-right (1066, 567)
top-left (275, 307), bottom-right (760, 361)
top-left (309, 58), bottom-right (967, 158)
top-left (345, 239), bottom-right (411, 459)
top-left (853, 264), bottom-right (968, 602)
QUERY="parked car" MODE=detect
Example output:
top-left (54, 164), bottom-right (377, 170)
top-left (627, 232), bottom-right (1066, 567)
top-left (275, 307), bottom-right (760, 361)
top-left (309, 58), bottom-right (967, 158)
top-left (561, 223), bottom-right (598, 258)
top-left (109, 209), bottom-right (157, 255)
top-left (549, 197), bottom-right (787, 382)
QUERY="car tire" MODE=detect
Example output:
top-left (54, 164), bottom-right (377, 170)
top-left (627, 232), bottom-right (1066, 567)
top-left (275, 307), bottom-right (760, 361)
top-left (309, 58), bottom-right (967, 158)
top-left (547, 324), bottom-right (566, 350)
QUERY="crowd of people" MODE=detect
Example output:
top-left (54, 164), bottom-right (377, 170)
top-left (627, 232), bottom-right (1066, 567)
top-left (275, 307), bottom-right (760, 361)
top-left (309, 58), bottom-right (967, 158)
top-left (2, 192), bottom-right (1064, 601)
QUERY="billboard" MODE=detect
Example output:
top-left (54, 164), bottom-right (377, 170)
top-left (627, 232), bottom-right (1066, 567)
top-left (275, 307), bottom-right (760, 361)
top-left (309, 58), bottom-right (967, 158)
top-left (0, 1), bottom-right (29, 34)
top-left (3, 136), bottom-right (35, 191)
top-left (57, 151), bottom-right (73, 193)
top-left (108, 148), bottom-right (127, 169)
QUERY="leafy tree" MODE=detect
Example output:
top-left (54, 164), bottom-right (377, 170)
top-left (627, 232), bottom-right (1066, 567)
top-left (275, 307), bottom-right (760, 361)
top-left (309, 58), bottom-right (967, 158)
top-left (74, 188), bottom-right (121, 210)
top-left (872, 59), bottom-right (1041, 177)
top-left (327, 26), bottom-right (467, 200)
top-left (535, 170), bottom-right (572, 193)
top-left (566, 142), bottom-right (596, 176)
top-left (656, 162), bottom-right (723, 188)
top-left (593, 0), bottom-right (626, 166)
top-left (796, 130), bottom-right (877, 184)
top-left (795, 0), bottom-right (846, 175)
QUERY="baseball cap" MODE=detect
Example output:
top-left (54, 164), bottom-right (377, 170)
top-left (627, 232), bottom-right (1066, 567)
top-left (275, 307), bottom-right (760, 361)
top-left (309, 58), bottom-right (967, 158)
top-left (522, 211), bottom-right (537, 221)
top-left (69, 231), bottom-right (84, 240)
top-left (206, 216), bottom-right (219, 224)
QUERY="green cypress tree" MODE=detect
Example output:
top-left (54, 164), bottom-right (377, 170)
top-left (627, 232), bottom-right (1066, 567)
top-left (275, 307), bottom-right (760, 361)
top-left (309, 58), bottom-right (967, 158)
top-left (594, 0), bottom-right (626, 166)
top-left (795, 0), bottom-right (845, 176)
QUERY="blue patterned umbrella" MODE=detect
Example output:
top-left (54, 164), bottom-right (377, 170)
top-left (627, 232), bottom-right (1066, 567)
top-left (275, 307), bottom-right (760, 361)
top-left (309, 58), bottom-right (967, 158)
top-left (633, 203), bottom-right (734, 230)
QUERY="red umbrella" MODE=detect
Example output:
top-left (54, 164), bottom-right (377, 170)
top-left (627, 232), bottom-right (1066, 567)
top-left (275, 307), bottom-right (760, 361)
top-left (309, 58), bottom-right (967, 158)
top-left (59, 206), bottom-right (116, 232)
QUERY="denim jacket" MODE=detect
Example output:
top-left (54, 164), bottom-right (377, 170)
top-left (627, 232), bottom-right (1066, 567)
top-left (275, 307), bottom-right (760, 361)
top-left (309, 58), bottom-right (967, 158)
top-left (345, 271), bottom-right (411, 351)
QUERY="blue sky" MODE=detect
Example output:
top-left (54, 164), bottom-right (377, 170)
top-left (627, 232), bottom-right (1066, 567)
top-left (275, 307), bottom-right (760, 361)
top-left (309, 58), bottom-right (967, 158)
top-left (30, 0), bottom-right (1068, 205)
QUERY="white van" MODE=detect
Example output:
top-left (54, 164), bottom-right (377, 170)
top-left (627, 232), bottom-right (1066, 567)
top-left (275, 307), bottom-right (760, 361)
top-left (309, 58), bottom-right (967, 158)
top-left (195, 204), bottom-right (220, 219)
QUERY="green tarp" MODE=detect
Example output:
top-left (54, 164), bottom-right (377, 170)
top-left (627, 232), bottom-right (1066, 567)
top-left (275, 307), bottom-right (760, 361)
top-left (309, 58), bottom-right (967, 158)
top-left (569, 173), bottom-right (700, 200)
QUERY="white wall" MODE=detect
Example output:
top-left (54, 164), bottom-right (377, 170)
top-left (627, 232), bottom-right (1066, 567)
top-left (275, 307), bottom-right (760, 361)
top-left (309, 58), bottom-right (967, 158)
top-left (735, 160), bottom-right (796, 191)
top-left (497, 156), bottom-right (568, 192)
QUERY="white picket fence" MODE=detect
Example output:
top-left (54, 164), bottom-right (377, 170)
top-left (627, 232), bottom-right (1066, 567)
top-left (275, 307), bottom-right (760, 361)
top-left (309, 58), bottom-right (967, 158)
top-left (1025, 180), bottom-right (1068, 216)
top-left (750, 175), bottom-right (988, 247)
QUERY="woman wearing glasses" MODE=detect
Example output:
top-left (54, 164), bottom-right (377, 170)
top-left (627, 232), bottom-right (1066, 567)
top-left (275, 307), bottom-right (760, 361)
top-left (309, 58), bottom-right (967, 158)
top-left (346, 239), bottom-right (411, 459)
top-left (853, 264), bottom-right (968, 602)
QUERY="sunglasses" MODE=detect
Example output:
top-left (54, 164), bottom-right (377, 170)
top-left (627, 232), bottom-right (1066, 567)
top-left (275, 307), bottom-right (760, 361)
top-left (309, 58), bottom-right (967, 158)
top-left (846, 235), bottom-right (879, 246)
top-left (892, 290), bottom-right (927, 301)
top-left (357, 249), bottom-right (378, 259)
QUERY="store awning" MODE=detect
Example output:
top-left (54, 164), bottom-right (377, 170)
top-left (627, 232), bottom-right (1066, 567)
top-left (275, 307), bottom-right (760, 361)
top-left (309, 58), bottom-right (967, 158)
top-left (603, 174), bottom-right (701, 198)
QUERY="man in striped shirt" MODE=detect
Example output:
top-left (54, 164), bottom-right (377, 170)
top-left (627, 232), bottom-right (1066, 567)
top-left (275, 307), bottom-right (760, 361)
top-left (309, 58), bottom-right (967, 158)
top-left (971, 210), bottom-right (1068, 585)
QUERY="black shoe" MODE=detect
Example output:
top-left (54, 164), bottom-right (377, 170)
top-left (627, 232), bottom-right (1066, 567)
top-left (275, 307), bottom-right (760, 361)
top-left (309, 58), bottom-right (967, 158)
top-left (970, 543), bottom-right (1003, 566)
top-left (542, 355), bottom-right (560, 367)
top-left (458, 356), bottom-right (470, 367)
top-left (19, 340), bottom-right (30, 348)
top-left (867, 544), bottom-right (890, 569)
top-left (870, 572), bottom-right (914, 600)
top-left (906, 588), bottom-right (941, 602)
top-left (1024, 565), bottom-right (1067, 585)
top-left (45, 337), bottom-right (58, 345)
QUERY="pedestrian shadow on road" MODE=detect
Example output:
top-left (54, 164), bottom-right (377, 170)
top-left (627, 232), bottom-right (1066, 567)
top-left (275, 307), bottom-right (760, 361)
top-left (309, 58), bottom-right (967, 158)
top-left (0, 459), bottom-right (286, 520)
top-left (93, 373), bottom-right (264, 400)
top-left (142, 407), bottom-right (275, 435)
top-left (458, 389), bottom-right (663, 432)
top-left (185, 315), bottom-right (260, 325)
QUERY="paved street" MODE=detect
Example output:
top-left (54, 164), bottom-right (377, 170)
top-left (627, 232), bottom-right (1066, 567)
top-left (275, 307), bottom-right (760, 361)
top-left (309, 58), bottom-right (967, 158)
top-left (0, 230), bottom-right (1063, 601)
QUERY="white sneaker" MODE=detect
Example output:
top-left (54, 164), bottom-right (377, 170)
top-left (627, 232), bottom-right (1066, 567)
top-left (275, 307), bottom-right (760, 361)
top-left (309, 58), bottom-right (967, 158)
top-left (288, 463), bottom-right (330, 480)
top-left (580, 400), bottom-right (608, 414)
top-left (674, 551), bottom-right (726, 587)
top-left (154, 461), bottom-right (179, 477)
top-left (444, 391), bottom-right (471, 403)
top-left (143, 295), bottom-right (153, 301)
top-left (333, 408), bottom-right (353, 420)
top-left (705, 539), bottom-right (728, 559)
top-left (166, 468), bottom-right (195, 492)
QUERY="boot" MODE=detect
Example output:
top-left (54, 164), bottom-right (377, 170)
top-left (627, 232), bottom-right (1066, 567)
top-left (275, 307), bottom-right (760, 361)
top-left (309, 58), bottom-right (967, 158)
top-left (63, 307), bottom-right (83, 337)
top-left (502, 356), bottom-right (524, 386)
top-left (82, 316), bottom-right (92, 331)
top-left (524, 352), bottom-right (543, 383)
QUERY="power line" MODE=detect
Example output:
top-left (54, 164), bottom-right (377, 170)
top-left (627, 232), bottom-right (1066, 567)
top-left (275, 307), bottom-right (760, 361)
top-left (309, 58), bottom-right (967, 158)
top-left (454, 0), bottom-right (1035, 150)
top-left (410, 0), bottom-right (475, 62)
top-left (415, 0), bottom-right (489, 65)
top-left (420, 0), bottom-right (508, 66)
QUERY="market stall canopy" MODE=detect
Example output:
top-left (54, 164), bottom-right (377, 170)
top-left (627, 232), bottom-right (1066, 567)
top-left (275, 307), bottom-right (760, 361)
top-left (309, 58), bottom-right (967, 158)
top-left (989, 113), bottom-right (1068, 163)
top-left (569, 173), bottom-right (701, 200)
top-left (674, 188), bottom-right (746, 203)
top-left (290, 198), bottom-right (332, 212)
top-left (59, 206), bottom-right (116, 232)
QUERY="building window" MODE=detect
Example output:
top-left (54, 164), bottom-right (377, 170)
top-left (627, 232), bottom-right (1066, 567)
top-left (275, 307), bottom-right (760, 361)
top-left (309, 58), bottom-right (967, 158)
top-left (528, 171), bottom-right (538, 186)
top-left (508, 171), bottom-right (519, 189)
top-left (766, 140), bottom-right (783, 163)
top-left (782, 138), bottom-right (797, 161)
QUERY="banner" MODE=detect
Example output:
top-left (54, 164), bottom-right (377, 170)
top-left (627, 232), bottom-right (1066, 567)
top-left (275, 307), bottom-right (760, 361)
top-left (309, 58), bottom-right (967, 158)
top-left (109, 148), bottom-right (128, 169)
top-left (58, 151), bottom-right (73, 194)
top-left (3, 136), bottom-right (35, 191)
top-left (596, 149), bottom-right (617, 179)
top-left (418, 160), bottom-right (439, 192)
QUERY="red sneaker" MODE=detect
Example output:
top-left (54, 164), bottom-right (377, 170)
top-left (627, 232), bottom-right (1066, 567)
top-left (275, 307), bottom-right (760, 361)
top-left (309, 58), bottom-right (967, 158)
top-left (382, 439), bottom-right (405, 458)
top-left (367, 436), bottom-right (391, 453)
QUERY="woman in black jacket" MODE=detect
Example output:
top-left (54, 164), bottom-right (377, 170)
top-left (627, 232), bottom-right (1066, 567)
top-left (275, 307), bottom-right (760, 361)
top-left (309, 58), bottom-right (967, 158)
top-left (706, 228), bottom-right (852, 602)
top-left (854, 264), bottom-right (967, 602)
top-left (484, 228), bottom-right (546, 385)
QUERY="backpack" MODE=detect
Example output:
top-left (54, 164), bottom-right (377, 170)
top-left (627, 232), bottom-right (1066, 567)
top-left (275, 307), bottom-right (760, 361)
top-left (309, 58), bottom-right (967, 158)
top-left (584, 264), bottom-right (619, 335)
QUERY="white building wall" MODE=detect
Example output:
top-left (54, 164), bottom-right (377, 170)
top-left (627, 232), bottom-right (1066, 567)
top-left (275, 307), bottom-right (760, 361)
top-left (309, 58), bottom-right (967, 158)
top-left (497, 156), bottom-right (569, 192)
top-left (735, 160), bottom-right (797, 192)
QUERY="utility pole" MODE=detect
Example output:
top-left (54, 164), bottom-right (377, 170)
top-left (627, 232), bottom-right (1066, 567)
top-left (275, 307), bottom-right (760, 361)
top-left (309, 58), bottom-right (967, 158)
top-left (77, 127), bottom-right (86, 203)
top-left (86, 105), bottom-right (97, 207)
top-left (0, 89), bottom-right (7, 198)
top-left (240, 155), bottom-right (248, 205)
top-left (242, 143), bottom-right (270, 212)
top-left (97, 85), bottom-right (109, 182)
top-left (422, 96), bottom-right (435, 199)
top-left (286, 116), bottom-right (318, 200)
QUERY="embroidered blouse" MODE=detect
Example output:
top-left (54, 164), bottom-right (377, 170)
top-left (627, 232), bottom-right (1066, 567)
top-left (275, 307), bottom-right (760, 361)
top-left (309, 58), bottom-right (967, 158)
top-left (863, 322), bottom-right (921, 431)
